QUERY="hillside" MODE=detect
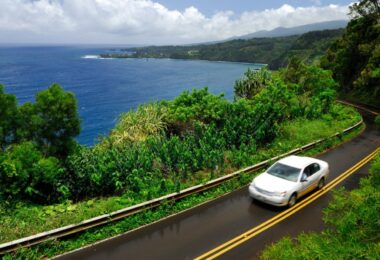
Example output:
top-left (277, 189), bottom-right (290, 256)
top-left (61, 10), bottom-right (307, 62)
top-left (101, 29), bottom-right (344, 69)
top-left (232, 20), bottom-right (347, 39)
top-left (321, 16), bottom-right (380, 106)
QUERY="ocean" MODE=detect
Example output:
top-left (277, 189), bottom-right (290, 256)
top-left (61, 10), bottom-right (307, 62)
top-left (0, 46), bottom-right (261, 145)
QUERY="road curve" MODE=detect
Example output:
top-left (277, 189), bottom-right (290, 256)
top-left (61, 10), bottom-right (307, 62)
top-left (58, 109), bottom-right (380, 260)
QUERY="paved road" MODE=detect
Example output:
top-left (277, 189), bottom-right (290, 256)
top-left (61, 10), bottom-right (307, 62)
top-left (59, 109), bottom-right (380, 260)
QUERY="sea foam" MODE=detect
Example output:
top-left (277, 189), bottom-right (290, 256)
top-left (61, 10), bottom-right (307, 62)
top-left (82, 55), bottom-right (100, 59)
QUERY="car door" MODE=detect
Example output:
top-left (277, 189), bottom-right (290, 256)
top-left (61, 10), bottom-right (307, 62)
top-left (298, 165), bottom-right (313, 197)
top-left (301, 163), bottom-right (321, 196)
top-left (309, 163), bottom-right (321, 189)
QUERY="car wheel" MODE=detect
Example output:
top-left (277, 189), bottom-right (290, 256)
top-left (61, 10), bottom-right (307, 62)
top-left (318, 178), bottom-right (325, 189)
top-left (288, 194), bottom-right (297, 207)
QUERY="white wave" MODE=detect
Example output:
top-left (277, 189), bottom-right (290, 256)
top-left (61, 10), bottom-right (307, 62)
top-left (82, 55), bottom-right (100, 59)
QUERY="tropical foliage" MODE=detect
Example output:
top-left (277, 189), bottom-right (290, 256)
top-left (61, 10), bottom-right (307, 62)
top-left (107, 103), bottom-right (167, 144)
top-left (234, 67), bottom-right (272, 99)
top-left (375, 115), bottom-right (380, 130)
top-left (321, 0), bottom-right (380, 105)
top-left (0, 142), bottom-right (66, 203)
top-left (0, 84), bottom-right (18, 149)
top-left (261, 2), bottom-right (380, 257)
top-left (0, 61), bottom-right (339, 204)
top-left (87, 64), bottom-right (334, 200)
top-left (0, 84), bottom-right (80, 158)
top-left (33, 84), bottom-right (80, 158)
top-left (0, 84), bottom-right (79, 203)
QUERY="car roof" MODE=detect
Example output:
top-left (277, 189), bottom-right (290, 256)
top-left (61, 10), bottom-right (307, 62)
top-left (277, 155), bottom-right (318, 169)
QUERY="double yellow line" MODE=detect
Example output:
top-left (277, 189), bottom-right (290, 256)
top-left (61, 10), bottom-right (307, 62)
top-left (195, 147), bottom-right (380, 260)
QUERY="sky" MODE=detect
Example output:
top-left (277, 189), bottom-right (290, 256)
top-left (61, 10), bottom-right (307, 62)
top-left (0, 0), bottom-right (355, 45)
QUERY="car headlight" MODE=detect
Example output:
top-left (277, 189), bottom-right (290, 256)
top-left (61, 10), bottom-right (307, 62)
top-left (273, 191), bottom-right (287, 197)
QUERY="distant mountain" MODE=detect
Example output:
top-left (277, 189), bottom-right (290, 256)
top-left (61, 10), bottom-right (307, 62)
top-left (232, 20), bottom-right (348, 39)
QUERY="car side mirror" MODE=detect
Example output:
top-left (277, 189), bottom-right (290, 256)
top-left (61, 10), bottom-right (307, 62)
top-left (301, 174), bottom-right (307, 182)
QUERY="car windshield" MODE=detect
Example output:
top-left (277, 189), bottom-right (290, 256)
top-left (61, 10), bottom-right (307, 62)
top-left (267, 162), bottom-right (301, 182)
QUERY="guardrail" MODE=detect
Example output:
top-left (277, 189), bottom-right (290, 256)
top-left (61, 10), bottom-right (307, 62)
top-left (0, 119), bottom-right (363, 255)
top-left (337, 100), bottom-right (380, 116)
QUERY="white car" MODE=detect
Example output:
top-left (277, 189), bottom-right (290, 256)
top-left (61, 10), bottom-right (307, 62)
top-left (249, 155), bottom-right (329, 207)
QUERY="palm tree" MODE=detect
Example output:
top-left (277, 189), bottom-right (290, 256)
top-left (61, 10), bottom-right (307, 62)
top-left (234, 67), bottom-right (272, 99)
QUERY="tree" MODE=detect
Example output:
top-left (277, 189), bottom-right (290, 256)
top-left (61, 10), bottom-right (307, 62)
top-left (280, 57), bottom-right (307, 86)
top-left (282, 58), bottom-right (337, 95)
top-left (321, 3), bottom-right (380, 106)
top-left (279, 59), bottom-right (337, 117)
top-left (349, 0), bottom-right (380, 18)
top-left (34, 84), bottom-right (80, 158)
top-left (234, 67), bottom-right (272, 99)
top-left (0, 84), bottom-right (19, 150)
top-left (15, 102), bottom-right (37, 143)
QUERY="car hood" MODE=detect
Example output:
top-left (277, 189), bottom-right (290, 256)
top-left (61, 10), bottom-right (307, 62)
top-left (254, 172), bottom-right (297, 192)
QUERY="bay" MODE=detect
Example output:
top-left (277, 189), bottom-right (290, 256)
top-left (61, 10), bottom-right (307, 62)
top-left (0, 46), bottom-right (261, 145)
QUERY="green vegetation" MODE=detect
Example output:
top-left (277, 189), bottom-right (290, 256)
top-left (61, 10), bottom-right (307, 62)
top-left (1, 7), bottom-right (372, 255)
top-left (375, 115), bottom-right (380, 130)
top-left (0, 84), bottom-right (79, 203)
top-left (0, 85), bottom-right (18, 150)
top-left (0, 60), bottom-right (361, 250)
top-left (1, 63), bottom-right (342, 206)
top-left (321, 0), bottom-right (380, 106)
top-left (261, 3), bottom-right (380, 257)
top-left (234, 67), bottom-right (272, 99)
top-left (0, 142), bottom-right (65, 204)
top-left (101, 29), bottom-right (344, 69)
top-left (33, 84), bottom-right (80, 158)
top-left (1, 109), bottom-right (362, 259)
top-left (261, 152), bottom-right (380, 259)
top-left (59, 64), bottom-right (339, 203)
top-left (107, 103), bottom-right (167, 144)
top-left (0, 84), bottom-right (80, 158)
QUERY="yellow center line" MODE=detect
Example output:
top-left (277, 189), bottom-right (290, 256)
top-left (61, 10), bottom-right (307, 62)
top-left (195, 147), bottom-right (380, 260)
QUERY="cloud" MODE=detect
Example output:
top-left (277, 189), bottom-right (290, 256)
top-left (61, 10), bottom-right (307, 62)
top-left (0, 0), bottom-right (74, 32)
top-left (0, 0), bottom-right (350, 44)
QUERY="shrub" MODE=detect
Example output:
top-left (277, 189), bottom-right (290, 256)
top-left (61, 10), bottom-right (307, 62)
top-left (164, 87), bottom-right (229, 135)
top-left (108, 103), bottom-right (167, 145)
top-left (375, 115), bottom-right (380, 130)
top-left (0, 142), bottom-right (65, 203)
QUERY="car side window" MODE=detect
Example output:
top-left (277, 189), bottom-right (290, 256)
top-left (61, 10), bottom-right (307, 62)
top-left (312, 163), bottom-right (320, 174)
top-left (304, 163), bottom-right (320, 177)
top-left (303, 165), bottom-right (313, 177)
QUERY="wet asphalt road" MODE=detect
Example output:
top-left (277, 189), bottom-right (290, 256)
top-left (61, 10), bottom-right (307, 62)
top-left (58, 110), bottom-right (380, 260)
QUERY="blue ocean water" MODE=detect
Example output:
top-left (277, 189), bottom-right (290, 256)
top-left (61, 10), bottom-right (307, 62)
top-left (0, 46), bottom-right (260, 145)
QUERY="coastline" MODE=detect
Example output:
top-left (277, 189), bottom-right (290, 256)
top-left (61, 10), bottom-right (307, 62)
top-left (93, 54), bottom-right (267, 67)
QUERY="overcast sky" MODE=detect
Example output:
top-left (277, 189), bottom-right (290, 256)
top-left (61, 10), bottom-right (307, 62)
top-left (0, 0), bottom-right (354, 45)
